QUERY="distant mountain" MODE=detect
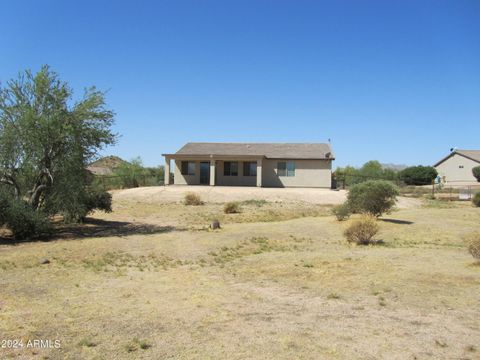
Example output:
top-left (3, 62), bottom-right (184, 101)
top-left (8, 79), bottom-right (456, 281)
top-left (381, 163), bottom-right (408, 171)
top-left (87, 156), bottom-right (128, 176)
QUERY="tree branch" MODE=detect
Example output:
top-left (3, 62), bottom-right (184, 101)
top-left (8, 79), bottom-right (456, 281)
top-left (0, 173), bottom-right (20, 198)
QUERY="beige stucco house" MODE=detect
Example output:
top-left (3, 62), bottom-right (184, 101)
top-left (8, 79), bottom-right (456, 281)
top-left (434, 149), bottom-right (480, 184)
top-left (162, 143), bottom-right (334, 188)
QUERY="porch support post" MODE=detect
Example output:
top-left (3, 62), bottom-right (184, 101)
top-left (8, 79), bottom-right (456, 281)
top-left (210, 158), bottom-right (216, 186)
top-left (256, 158), bottom-right (263, 187)
top-left (164, 156), bottom-right (170, 185)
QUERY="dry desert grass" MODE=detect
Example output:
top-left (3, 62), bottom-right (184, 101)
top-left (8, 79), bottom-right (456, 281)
top-left (0, 190), bottom-right (479, 359)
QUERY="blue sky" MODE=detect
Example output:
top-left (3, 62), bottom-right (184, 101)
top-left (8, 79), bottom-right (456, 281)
top-left (1, 0), bottom-right (479, 168)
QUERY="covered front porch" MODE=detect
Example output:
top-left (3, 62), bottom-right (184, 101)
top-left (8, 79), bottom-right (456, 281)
top-left (164, 155), bottom-right (264, 187)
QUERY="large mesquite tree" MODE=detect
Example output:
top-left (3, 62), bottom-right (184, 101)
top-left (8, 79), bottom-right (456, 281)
top-left (0, 65), bottom-right (116, 221)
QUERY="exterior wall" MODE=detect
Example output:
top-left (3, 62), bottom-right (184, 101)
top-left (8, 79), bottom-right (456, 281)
top-left (262, 159), bottom-right (332, 188)
top-left (173, 159), bottom-right (258, 186)
top-left (173, 158), bottom-right (333, 188)
top-left (215, 160), bottom-right (257, 186)
top-left (173, 160), bottom-right (202, 185)
top-left (435, 154), bottom-right (479, 184)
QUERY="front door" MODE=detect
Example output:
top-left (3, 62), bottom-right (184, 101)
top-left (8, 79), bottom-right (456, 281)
top-left (200, 162), bottom-right (210, 185)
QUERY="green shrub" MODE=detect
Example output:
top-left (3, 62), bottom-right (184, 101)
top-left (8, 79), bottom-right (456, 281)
top-left (398, 166), bottom-right (438, 185)
top-left (61, 189), bottom-right (113, 223)
top-left (224, 201), bottom-right (241, 214)
top-left (0, 188), bottom-right (12, 225)
top-left (4, 200), bottom-right (52, 240)
top-left (331, 203), bottom-right (351, 221)
top-left (0, 189), bottom-right (52, 240)
top-left (466, 233), bottom-right (480, 259)
top-left (347, 180), bottom-right (399, 217)
top-left (85, 190), bottom-right (112, 214)
top-left (184, 192), bottom-right (203, 206)
top-left (343, 215), bottom-right (379, 245)
top-left (472, 166), bottom-right (480, 182)
top-left (473, 192), bottom-right (480, 207)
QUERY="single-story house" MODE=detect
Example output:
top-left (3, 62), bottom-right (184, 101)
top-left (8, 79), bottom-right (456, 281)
top-left (162, 142), bottom-right (334, 188)
top-left (434, 149), bottom-right (480, 184)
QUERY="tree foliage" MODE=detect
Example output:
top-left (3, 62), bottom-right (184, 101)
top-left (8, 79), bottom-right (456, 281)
top-left (335, 160), bottom-right (398, 186)
top-left (0, 65), bottom-right (116, 223)
top-left (0, 189), bottom-right (52, 239)
top-left (473, 192), bottom-right (480, 207)
top-left (472, 166), bottom-right (480, 182)
top-left (347, 180), bottom-right (399, 217)
top-left (398, 166), bottom-right (437, 185)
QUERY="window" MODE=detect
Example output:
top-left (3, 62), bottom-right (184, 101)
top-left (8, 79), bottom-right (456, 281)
top-left (287, 161), bottom-right (295, 177)
top-left (277, 161), bottom-right (295, 177)
top-left (181, 161), bottom-right (195, 175)
top-left (243, 161), bottom-right (257, 176)
top-left (224, 161), bottom-right (238, 176)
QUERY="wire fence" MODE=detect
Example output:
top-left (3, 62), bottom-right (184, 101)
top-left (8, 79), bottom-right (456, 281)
top-left (333, 173), bottom-right (479, 200)
top-left (333, 174), bottom-right (432, 189)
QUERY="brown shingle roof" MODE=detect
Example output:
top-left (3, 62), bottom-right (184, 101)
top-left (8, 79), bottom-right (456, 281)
top-left (456, 150), bottom-right (480, 163)
top-left (434, 149), bottom-right (480, 167)
top-left (168, 142), bottom-right (334, 159)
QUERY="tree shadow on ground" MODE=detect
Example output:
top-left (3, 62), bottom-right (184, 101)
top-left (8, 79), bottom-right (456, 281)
top-left (380, 218), bottom-right (414, 225)
top-left (0, 218), bottom-right (178, 245)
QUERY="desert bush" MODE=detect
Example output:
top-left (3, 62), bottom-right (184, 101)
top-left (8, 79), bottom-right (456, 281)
top-left (0, 190), bottom-right (52, 240)
top-left (343, 215), bottom-right (379, 245)
top-left (59, 189), bottom-right (113, 223)
top-left (331, 203), bottom-right (351, 221)
top-left (347, 180), bottom-right (399, 217)
top-left (473, 192), bottom-right (480, 207)
top-left (3, 200), bottom-right (52, 240)
top-left (85, 190), bottom-right (113, 214)
top-left (224, 201), bottom-right (241, 214)
top-left (398, 166), bottom-right (438, 185)
top-left (184, 192), bottom-right (203, 206)
top-left (472, 166), bottom-right (480, 182)
top-left (241, 199), bottom-right (268, 207)
top-left (0, 188), bottom-right (11, 225)
top-left (466, 233), bottom-right (480, 259)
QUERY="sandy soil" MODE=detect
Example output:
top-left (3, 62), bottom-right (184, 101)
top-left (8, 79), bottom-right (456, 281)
top-left (112, 185), bottom-right (421, 209)
top-left (0, 193), bottom-right (478, 360)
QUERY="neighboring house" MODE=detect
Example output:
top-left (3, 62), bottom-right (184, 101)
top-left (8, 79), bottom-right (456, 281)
top-left (162, 142), bottom-right (334, 188)
top-left (434, 149), bottom-right (480, 184)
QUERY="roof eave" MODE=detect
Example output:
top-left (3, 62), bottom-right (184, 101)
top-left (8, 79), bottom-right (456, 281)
top-left (434, 151), bottom-right (480, 167)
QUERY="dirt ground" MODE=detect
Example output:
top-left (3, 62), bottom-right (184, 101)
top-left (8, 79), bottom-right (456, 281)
top-left (112, 185), bottom-right (421, 208)
top-left (0, 187), bottom-right (479, 359)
